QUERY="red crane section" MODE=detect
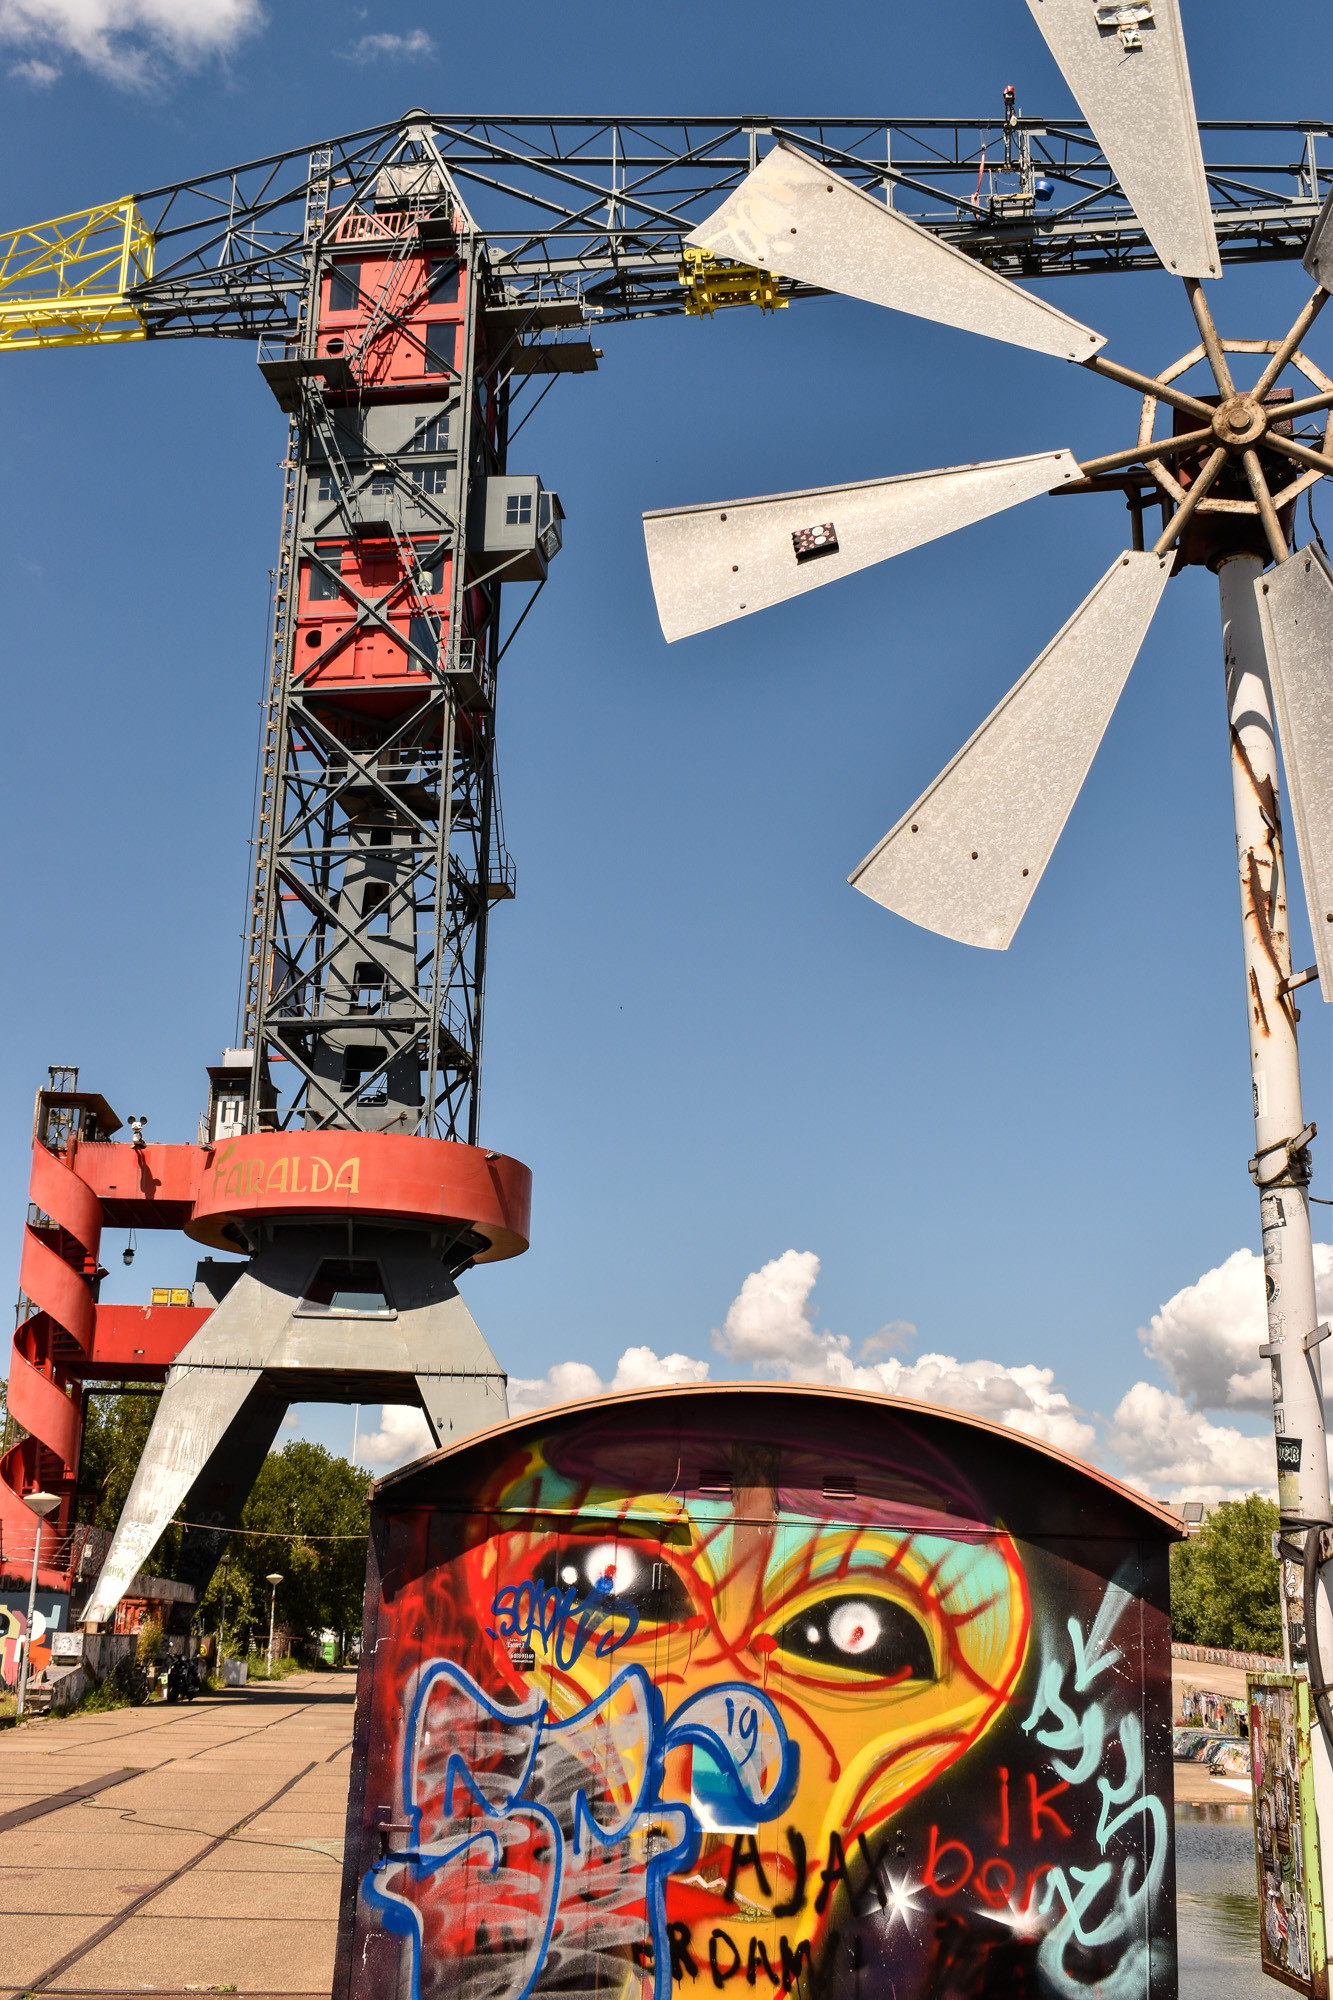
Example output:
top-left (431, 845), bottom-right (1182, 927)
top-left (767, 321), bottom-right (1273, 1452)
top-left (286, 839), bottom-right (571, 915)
top-left (2, 1075), bottom-right (530, 1590)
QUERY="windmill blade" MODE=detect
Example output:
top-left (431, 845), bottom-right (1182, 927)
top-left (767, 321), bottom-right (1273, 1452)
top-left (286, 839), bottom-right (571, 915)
top-left (686, 140), bottom-right (1105, 362)
top-left (1304, 184), bottom-right (1333, 291)
top-left (1254, 542), bottom-right (1333, 999)
top-left (850, 550), bottom-right (1172, 949)
top-left (1025, 0), bottom-right (1219, 280)
top-left (643, 449), bottom-right (1082, 643)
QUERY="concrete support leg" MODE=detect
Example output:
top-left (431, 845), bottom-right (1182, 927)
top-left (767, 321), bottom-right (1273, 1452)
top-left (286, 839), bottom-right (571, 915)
top-left (83, 1365), bottom-right (271, 1625)
top-left (171, 1380), bottom-right (292, 1617)
top-left (84, 1221), bottom-right (509, 1628)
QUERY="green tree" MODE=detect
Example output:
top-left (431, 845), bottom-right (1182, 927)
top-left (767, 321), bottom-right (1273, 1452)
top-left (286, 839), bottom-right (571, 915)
top-left (1170, 1492), bottom-right (1282, 1655)
top-left (72, 1405), bottom-right (369, 1651)
top-left (197, 1442), bottom-right (370, 1652)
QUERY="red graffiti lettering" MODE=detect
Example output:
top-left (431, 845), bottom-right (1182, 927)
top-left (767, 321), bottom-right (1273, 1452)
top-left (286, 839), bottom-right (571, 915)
top-left (923, 1824), bottom-right (974, 1897)
top-left (1024, 1773), bottom-right (1072, 1840)
top-left (996, 1765), bottom-right (1010, 1848)
top-left (974, 1858), bottom-right (1016, 1909)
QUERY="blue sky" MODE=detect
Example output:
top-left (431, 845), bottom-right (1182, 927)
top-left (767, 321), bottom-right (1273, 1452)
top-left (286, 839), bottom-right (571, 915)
top-left (2, 0), bottom-right (1332, 1499)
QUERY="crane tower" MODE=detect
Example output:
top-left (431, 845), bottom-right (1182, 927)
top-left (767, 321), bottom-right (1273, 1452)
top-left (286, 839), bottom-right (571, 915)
top-left (3, 132), bottom-right (556, 1624)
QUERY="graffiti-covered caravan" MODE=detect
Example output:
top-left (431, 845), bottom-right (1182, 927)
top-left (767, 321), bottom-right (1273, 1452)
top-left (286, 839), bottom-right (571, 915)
top-left (334, 1383), bottom-right (1179, 2000)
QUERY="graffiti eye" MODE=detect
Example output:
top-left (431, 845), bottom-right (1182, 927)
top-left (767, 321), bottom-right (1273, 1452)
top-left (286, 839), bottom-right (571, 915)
top-left (773, 1595), bottom-right (934, 1681)
top-left (531, 1544), bottom-right (695, 1623)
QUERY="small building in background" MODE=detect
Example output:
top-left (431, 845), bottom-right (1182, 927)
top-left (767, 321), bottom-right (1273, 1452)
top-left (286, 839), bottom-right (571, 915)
top-left (335, 1382), bottom-right (1180, 2000)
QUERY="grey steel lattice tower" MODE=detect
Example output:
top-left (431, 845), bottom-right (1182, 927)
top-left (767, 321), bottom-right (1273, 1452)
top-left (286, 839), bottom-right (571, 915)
top-left (76, 129), bottom-right (570, 1624)
top-left (243, 134), bottom-right (566, 1143)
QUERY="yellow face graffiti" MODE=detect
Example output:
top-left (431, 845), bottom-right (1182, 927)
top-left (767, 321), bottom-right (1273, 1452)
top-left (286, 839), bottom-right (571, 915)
top-left (467, 1452), bottom-right (1030, 1905)
top-left (355, 1391), bottom-right (1177, 2000)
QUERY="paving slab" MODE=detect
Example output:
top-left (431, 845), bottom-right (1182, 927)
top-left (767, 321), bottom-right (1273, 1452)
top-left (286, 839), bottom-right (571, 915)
top-left (0, 1826), bottom-right (209, 1870)
top-left (191, 1841), bottom-right (343, 1876)
top-left (0, 1913), bottom-right (115, 1985)
top-left (148, 1869), bottom-right (342, 1918)
top-left (0, 1866), bottom-right (165, 1915)
top-left (0, 1670), bottom-right (356, 1993)
top-left (71, 1915), bottom-right (340, 1991)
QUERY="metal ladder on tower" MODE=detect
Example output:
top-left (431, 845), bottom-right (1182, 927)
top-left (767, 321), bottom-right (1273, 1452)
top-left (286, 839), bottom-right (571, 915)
top-left (240, 148), bottom-right (333, 1064)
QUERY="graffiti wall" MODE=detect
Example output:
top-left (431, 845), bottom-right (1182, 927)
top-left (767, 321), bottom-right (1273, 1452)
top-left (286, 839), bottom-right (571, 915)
top-left (1247, 1673), bottom-right (1327, 1994)
top-left (335, 1385), bottom-right (1178, 2000)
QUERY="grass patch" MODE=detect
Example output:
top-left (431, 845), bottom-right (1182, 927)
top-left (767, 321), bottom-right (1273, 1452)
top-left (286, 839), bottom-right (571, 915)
top-left (247, 1653), bottom-right (313, 1681)
top-left (55, 1675), bottom-right (133, 1716)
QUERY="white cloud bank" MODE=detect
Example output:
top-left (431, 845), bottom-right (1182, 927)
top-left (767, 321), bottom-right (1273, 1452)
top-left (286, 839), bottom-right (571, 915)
top-left (1105, 1381), bottom-right (1276, 1506)
top-left (353, 1243), bottom-right (1298, 1504)
top-left (1140, 1242), bottom-right (1333, 1412)
top-left (0, 0), bottom-right (261, 86)
top-left (511, 1249), bottom-right (1095, 1460)
top-left (354, 1403), bottom-right (434, 1470)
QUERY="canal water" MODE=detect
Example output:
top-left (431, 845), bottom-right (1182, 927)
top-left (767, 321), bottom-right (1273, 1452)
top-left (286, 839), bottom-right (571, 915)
top-left (1177, 1801), bottom-right (1268, 2000)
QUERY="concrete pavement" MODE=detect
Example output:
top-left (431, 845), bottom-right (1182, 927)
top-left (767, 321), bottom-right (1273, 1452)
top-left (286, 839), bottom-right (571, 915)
top-left (0, 1668), bottom-right (354, 1998)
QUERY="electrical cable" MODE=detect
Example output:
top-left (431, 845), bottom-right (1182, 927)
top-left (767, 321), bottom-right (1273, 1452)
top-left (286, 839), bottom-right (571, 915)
top-left (171, 1515), bottom-right (368, 1540)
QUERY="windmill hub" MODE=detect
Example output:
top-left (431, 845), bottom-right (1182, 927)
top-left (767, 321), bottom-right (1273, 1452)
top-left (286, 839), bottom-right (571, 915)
top-left (1213, 394), bottom-right (1268, 448)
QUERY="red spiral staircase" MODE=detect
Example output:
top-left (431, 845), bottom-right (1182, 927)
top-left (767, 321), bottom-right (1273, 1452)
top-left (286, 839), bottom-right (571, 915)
top-left (2, 1070), bottom-right (531, 1599)
top-left (1, 1105), bottom-right (106, 1587)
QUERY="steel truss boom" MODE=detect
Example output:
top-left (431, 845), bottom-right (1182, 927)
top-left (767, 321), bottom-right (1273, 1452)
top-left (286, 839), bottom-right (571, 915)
top-left (9, 111), bottom-right (1326, 346)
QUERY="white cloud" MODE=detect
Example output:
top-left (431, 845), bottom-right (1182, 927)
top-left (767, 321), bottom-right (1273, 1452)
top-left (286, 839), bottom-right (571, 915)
top-left (1105, 1381), bottom-right (1276, 1504)
top-left (707, 1250), bottom-right (1094, 1455)
top-left (712, 1248), bottom-right (837, 1369)
top-left (341, 27), bottom-right (434, 62)
top-left (354, 1403), bottom-right (433, 1470)
top-left (0, 0), bottom-right (262, 86)
top-left (348, 1244), bottom-right (1301, 1500)
top-left (1140, 1242), bottom-right (1333, 1411)
top-left (509, 1345), bottom-right (710, 1418)
top-left (835, 1353), bottom-right (1096, 1458)
top-left (510, 1250), bottom-right (1093, 1461)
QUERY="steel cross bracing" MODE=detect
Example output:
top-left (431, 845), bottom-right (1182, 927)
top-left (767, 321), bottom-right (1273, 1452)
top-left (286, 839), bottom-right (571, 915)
top-left (116, 112), bottom-right (1331, 339)
top-left (240, 138), bottom-right (524, 1142)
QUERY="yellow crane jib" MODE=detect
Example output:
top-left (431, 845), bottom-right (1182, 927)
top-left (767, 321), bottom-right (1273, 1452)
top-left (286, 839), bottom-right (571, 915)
top-left (678, 245), bottom-right (786, 317)
top-left (0, 198), bottom-right (154, 353)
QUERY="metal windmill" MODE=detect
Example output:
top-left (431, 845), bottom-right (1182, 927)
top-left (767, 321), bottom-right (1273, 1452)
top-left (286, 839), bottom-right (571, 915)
top-left (644, 0), bottom-right (1333, 1713)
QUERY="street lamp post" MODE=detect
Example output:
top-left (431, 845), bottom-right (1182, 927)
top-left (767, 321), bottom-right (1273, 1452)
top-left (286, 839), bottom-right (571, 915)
top-left (265, 1572), bottom-right (283, 1679)
top-left (15, 1492), bottom-right (61, 1719)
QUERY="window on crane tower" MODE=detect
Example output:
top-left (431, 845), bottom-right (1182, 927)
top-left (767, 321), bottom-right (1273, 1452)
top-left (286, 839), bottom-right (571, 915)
top-left (413, 546), bottom-right (445, 593)
top-left (408, 413), bottom-right (450, 452)
top-left (328, 262), bottom-right (362, 313)
top-left (505, 492), bottom-right (533, 527)
top-left (309, 545), bottom-right (344, 601)
top-left (409, 463), bottom-right (449, 496)
top-left (352, 963), bottom-right (386, 1014)
top-left (428, 261), bottom-right (460, 305)
top-left (408, 614), bottom-right (439, 665)
top-left (423, 323), bottom-right (454, 375)
top-left (298, 1257), bottom-right (394, 1317)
